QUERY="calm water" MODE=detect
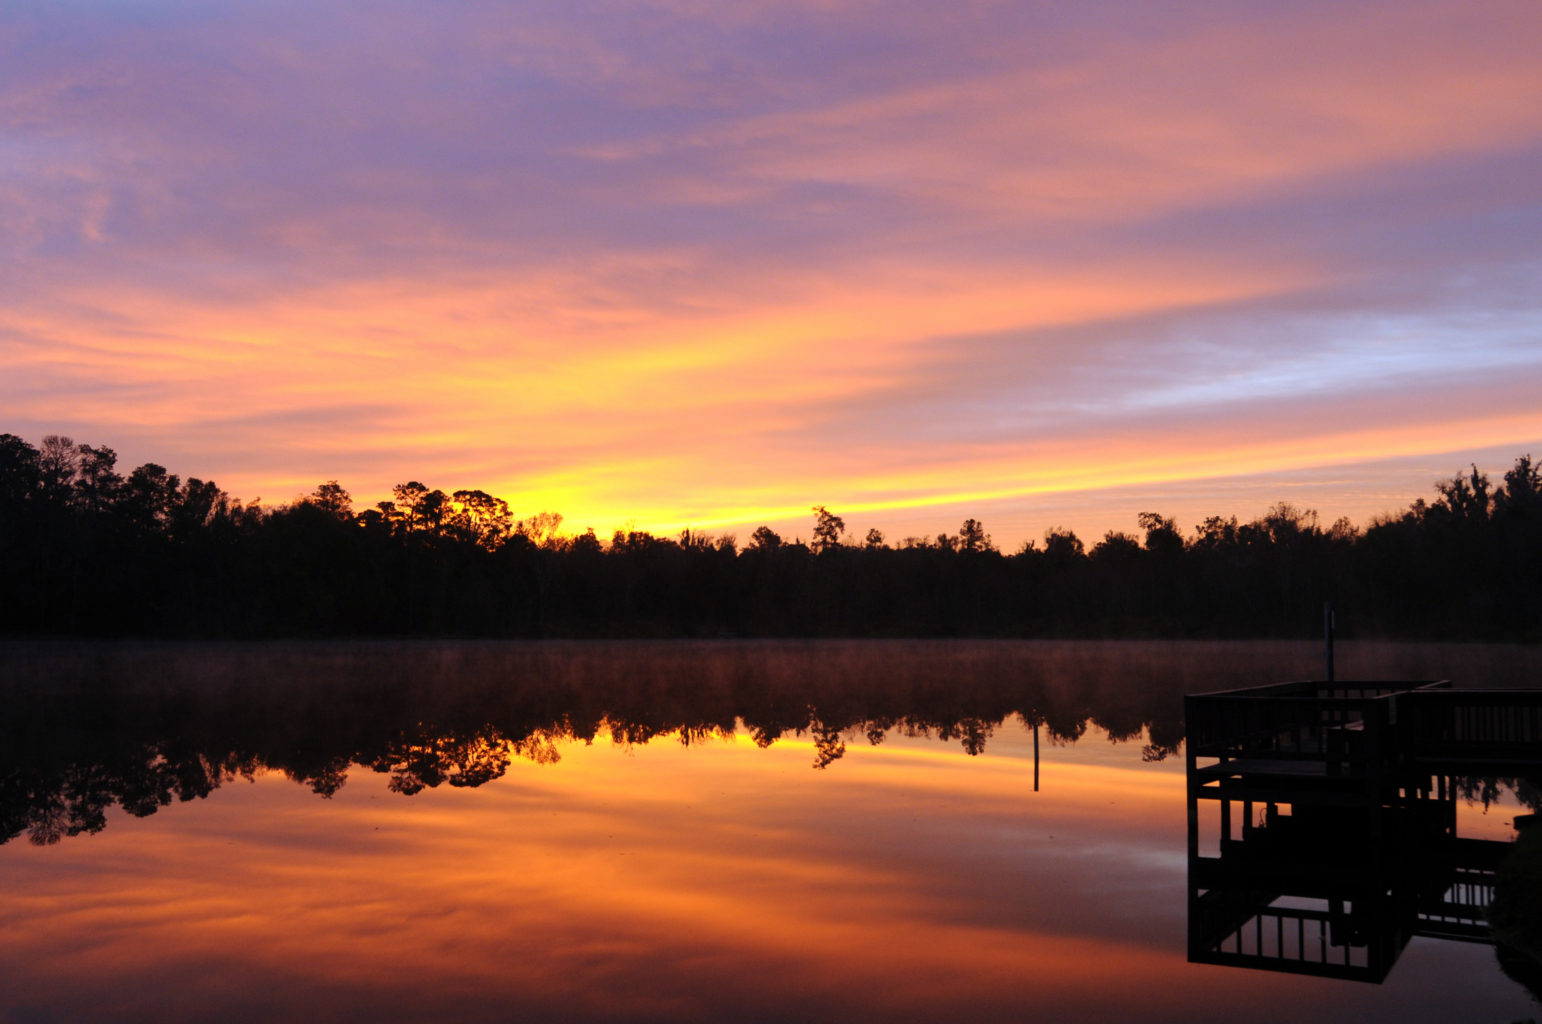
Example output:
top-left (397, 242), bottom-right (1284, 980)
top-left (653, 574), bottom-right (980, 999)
top-left (1, 639), bottom-right (1538, 1023)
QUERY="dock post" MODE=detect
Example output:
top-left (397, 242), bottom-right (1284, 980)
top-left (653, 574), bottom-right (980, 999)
top-left (1033, 719), bottom-right (1040, 793)
top-left (1184, 696), bottom-right (1199, 859)
top-left (1323, 602), bottom-right (1335, 683)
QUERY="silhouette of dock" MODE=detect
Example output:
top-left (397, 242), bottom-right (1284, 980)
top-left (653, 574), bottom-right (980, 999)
top-left (1184, 680), bottom-right (1542, 982)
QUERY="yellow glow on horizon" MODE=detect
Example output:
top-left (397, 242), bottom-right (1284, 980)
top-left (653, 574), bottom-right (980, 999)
top-left (8, 250), bottom-right (1371, 536)
top-left (488, 407), bottom-right (1542, 541)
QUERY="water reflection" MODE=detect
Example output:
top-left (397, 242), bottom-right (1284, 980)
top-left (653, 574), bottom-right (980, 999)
top-left (1188, 776), bottom-right (1524, 982)
top-left (2, 640), bottom-right (1539, 1024)
top-left (1184, 678), bottom-right (1542, 1007)
top-left (2, 639), bottom-right (1208, 846)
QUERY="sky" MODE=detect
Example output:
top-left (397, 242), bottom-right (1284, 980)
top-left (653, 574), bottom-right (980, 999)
top-left (4, 0), bottom-right (1541, 548)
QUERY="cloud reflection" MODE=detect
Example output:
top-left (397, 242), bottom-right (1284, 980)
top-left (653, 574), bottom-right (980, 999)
top-left (0, 727), bottom-right (1528, 1023)
top-left (3, 639), bottom-right (1540, 1021)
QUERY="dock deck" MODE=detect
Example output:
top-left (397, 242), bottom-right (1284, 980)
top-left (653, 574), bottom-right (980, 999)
top-left (1184, 678), bottom-right (1542, 982)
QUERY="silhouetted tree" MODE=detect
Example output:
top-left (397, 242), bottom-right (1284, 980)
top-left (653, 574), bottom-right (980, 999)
top-left (749, 525), bottom-right (782, 551)
top-left (306, 480), bottom-right (353, 520)
top-left (1, 431), bottom-right (1538, 641)
top-left (958, 518), bottom-right (993, 553)
top-left (811, 505), bottom-right (845, 554)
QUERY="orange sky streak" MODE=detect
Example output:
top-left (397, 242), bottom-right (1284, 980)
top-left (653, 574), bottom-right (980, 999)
top-left (3, 0), bottom-right (1540, 545)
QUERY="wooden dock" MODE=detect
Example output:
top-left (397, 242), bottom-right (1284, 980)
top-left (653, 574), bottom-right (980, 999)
top-left (1185, 679), bottom-right (1542, 982)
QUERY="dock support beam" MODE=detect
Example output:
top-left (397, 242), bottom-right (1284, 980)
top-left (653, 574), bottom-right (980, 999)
top-left (1323, 602), bottom-right (1335, 683)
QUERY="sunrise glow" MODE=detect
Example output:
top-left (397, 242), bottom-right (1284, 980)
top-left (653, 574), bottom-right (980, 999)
top-left (5, 1), bottom-right (1541, 545)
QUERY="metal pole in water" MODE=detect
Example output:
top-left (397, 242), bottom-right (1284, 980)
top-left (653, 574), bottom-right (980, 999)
top-left (1323, 601), bottom-right (1335, 683)
top-left (1033, 718), bottom-right (1040, 793)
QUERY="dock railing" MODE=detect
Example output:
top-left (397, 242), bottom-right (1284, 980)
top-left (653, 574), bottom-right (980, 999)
top-left (1404, 689), bottom-right (1542, 772)
top-left (1185, 681), bottom-right (1451, 790)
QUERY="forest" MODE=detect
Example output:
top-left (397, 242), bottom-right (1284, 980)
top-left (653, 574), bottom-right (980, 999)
top-left (1, 432), bottom-right (1538, 640)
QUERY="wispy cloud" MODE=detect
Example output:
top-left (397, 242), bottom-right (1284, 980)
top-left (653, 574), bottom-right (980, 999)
top-left (3, 0), bottom-right (1540, 540)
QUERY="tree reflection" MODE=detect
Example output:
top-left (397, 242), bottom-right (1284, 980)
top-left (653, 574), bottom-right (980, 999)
top-left (368, 727), bottom-right (518, 795)
top-left (810, 722), bottom-right (846, 769)
top-left (8, 639), bottom-right (1519, 846)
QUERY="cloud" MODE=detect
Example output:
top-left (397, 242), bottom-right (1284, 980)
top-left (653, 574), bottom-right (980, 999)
top-left (2, 0), bottom-right (1540, 542)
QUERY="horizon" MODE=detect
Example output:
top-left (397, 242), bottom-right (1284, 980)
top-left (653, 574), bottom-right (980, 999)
top-left (6, 428), bottom-right (1533, 551)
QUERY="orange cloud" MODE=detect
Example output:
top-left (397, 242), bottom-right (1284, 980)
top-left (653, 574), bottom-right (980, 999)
top-left (3, 0), bottom-right (1540, 545)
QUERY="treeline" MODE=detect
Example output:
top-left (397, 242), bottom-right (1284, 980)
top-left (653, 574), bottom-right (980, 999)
top-left (1, 432), bottom-right (1538, 639)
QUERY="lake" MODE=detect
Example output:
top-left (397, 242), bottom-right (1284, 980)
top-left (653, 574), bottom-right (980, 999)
top-left (1, 639), bottom-right (1538, 1023)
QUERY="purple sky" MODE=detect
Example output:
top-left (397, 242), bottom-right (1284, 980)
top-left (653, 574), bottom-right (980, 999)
top-left (4, 0), bottom-right (1541, 545)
